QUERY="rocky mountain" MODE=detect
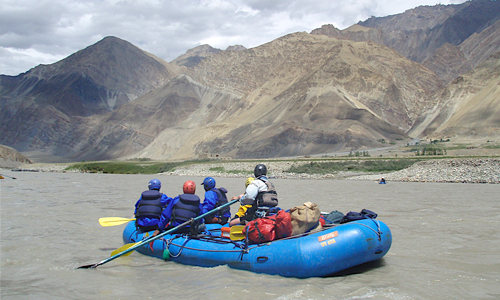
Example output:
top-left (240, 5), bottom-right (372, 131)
top-left (171, 44), bottom-right (222, 68)
top-left (1, 32), bottom-right (437, 161)
top-left (137, 32), bottom-right (441, 159)
top-left (311, 0), bottom-right (500, 84)
top-left (423, 18), bottom-right (500, 83)
top-left (0, 1), bottom-right (499, 162)
top-left (0, 36), bottom-right (178, 157)
top-left (0, 144), bottom-right (32, 168)
top-left (171, 44), bottom-right (247, 68)
top-left (0, 36), bottom-right (178, 117)
top-left (410, 51), bottom-right (500, 140)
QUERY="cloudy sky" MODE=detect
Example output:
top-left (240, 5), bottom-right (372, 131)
top-left (1, 0), bottom-right (467, 76)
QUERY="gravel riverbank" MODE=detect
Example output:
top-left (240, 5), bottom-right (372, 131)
top-left (168, 158), bottom-right (500, 184)
top-left (348, 158), bottom-right (500, 184)
top-left (10, 158), bottom-right (500, 184)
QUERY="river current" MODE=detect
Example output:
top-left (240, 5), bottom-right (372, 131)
top-left (1, 170), bottom-right (499, 299)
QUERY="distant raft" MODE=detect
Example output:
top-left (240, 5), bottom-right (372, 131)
top-left (122, 216), bottom-right (392, 278)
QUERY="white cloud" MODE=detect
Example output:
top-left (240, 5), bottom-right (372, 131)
top-left (0, 0), bottom-right (468, 76)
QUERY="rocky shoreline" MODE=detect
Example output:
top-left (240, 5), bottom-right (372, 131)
top-left (168, 158), bottom-right (500, 184)
top-left (10, 158), bottom-right (500, 184)
top-left (348, 158), bottom-right (500, 184)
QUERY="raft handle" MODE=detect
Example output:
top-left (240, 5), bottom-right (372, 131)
top-left (256, 256), bottom-right (269, 263)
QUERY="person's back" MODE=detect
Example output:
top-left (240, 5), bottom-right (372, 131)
top-left (235, 164), bottom-right (279, 223)
top-left (253, 176), bottom-right (278, 208)
top-left (171, 193), bottom-right (201, 226)
top-left (229, 177), bottom-right (254, 226)
top-left (134, 179), bottom-right (172, 231)
top-left (153, 180), bottom-right (201, 236)
top-left (201, 177), bottom-right (230, 224)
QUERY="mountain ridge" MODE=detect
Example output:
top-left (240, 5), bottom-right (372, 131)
top-left (1, 1), bottom-right (499, 162)
top-left (312, 0), bottom-right (500, 84)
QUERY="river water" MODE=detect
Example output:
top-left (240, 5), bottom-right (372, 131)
top-left (1, 170), bottom-right (499, 299)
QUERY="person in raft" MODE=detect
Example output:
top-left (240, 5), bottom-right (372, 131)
top-left (134, 179), bottom-right (173, 232)
top-left (230, 164), bottom-right (279, 225)
top-left (200, 176), bottom-right (231, 225)
top-left (152, 180), bottom-right (202, 236)
top-left (229, 177), bottom-right (255, 226)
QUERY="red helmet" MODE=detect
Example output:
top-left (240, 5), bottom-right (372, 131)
top-left (183, 180), bottom-right (196, 194)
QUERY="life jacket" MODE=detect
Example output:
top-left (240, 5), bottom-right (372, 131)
top-left (212, 187), bottom-right (229, 215)
top-left (255, 178), bottom-right (278, 208)
top-left (171, 194), bottom-right (200, 224)
top-left (136, 190), bottom-right (163, 218)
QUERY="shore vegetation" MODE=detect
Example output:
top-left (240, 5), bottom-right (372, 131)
top-left (286, 159), bottom-right (420, 174)
top-left (65, 160), bottom-right (206, 174)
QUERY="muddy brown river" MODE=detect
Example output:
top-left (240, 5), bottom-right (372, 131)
top-left (1, 170), bottom-right (499, 299)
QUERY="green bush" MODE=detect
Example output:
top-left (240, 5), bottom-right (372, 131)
top-left (209, 166), bottom-right (251, 175)
top-left (286, 159), bottom-right (419, 174)
top-left (66, 161), bottom-right (181, 174)
top-left (209, 166), bottom-right (225, 172)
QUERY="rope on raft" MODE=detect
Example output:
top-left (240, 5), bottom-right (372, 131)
top-left (164, 236), bottom-right (256, 254)
top-left (135, 218), bottom-right (384, 259)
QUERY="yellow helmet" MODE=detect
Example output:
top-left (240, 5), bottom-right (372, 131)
top-left (245, 177), bottom-right (255, 188)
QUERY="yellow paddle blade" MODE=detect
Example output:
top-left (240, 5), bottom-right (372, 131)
top-left (230, 225), bottom-right (246, 241)
top-left (99, 217), bottom-right (136, 227)
top-left (110, 243), bottom-right (138, 257)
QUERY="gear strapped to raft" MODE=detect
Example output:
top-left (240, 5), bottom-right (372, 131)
top-left (126, 212), bottom-right (383, 265)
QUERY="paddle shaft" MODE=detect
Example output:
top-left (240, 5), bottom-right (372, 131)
top-left (79, 198), bottom-right (239, 269)
top-left (0, 173), bottom-right (17, 179)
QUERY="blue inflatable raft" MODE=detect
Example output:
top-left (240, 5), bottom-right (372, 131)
top-left (122, 217), bottom-right (392, 278)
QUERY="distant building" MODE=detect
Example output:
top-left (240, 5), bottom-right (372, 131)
top-left (198, 153), bottom-right (231, 160)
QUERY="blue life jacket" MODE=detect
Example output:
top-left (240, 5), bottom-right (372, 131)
top-left (136, 190), bottom-right (163, 218)
top-left (212, 187), bottom-right (229, 216)
top-left (171, 194), bottom-right (200, 224)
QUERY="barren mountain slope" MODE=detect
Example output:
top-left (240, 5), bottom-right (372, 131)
top-left (171, 44), bottom-right (247, 69)
top-left (311, 24), bottom-right (384, 46)
top-left (410, 51), bottom-right (500, 139)
top-left (188, 32), bottom-right (441, 131)
top-left (340, 4), bottom-right (461, 63)
top-left (0, 36), bottom-right (179, 156)
top-left (423, 19), bottom-right (500, 83)
top-left (460, 19), bottom-right (500, 69)
top-left (137, 33), bottom-right (442, 159)
top-left (358, 0), bottom-right (500, 63)
top-left (314, 1), bottom-right (500, 85)
top-left (19, 73), bottom-right (246, 161)
top-left (0, 36), bottom-right (178, 117)
top-left (171, 44), bottom-right (222, 68)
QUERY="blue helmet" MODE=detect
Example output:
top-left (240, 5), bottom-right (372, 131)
top-left (148, 179), bottom-right (161, 190)
top-left (201, 177), bottom-right (216, 191)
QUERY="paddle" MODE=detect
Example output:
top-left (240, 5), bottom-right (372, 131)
top-left (77, 198), bottom-right (239, 269)
top-left (109, 231), bottom-right (151, 256)
top-left (0, 173), bottom-right (17, 179)
top-left (230, 225), bottom-right (246, 241)
top-left (99, 217), bottom-right (136, 227)
top-left (110, 243), bottom-right (136, 257)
